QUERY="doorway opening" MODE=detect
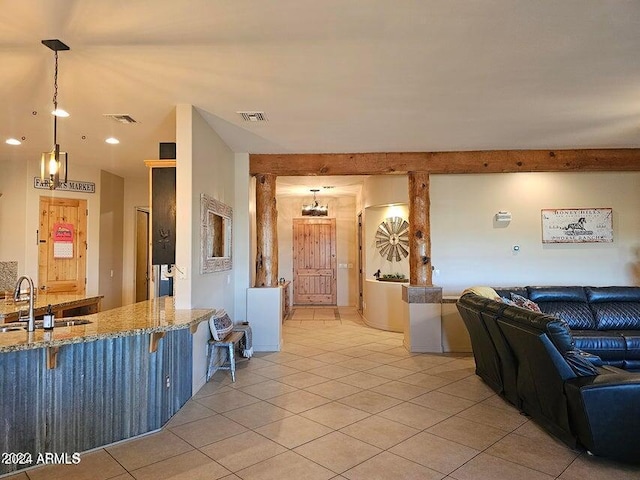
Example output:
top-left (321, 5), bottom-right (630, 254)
top-left (135, 208), bottom-right (150, 302)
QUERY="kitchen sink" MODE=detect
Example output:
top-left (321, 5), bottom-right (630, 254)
top-left (0, 326), bottom-right (24, 332)
top-left (54, 319), bottom-right (93, 327)
top-left (35, 319), bottom-right (93, 328)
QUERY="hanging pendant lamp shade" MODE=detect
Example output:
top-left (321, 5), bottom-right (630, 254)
top-left (40, 39), bottom-right (70, 190)
top-left (301, 189), bottom-right (328, 216)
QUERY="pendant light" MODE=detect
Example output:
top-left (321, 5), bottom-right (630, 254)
top-left (41, 39), bottom-right (70, 190)
top-left (301, 189), bottom-right (328, 216)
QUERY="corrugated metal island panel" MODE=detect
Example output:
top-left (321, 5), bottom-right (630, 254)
top-left (0, 328), bottom-right (192, 475)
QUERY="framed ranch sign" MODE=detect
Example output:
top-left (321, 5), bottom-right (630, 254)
top-left (541, 208), bottom-right (613, 244)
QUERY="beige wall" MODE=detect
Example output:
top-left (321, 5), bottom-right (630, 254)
top-left (233, 153), bottom-right (252, 321)
top-left (175, 105), bottom-right (237, 393)
top-left (431, 172), bottom-right (640, 294)
top-left (0, 160), bottom-right (28, 267)
top-left (277, 195), bottom-right (358, 306)
top-left (363, 175), bottom-right (408, 208)
top-left (175, 105), bottom-right (236, 311)
top-left (98, 170), bottom-right (124, 310)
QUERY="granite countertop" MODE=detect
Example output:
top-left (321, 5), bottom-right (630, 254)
top-left (0, 297), bottom-right (215, 353)
top-left (0, 293), bottom-right (104, 320)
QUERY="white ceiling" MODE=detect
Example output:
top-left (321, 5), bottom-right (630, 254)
top-left (1, 1), bottom-right (639, 181)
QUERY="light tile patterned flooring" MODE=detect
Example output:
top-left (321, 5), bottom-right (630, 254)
top-left (13, 307), bottom-right (640, 480)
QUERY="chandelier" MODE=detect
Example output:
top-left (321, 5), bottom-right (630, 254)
top-left (301, 189), bottom-right (328, 216)
top-left (41, 39), bottom-right (70, 190)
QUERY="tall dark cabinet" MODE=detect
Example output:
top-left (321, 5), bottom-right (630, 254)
top-left (145, 159), bottom-right (176, 296)
top-left (150, 166), bottom-right (176, 265)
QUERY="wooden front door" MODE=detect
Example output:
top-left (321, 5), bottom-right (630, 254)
top-left (38, 197), bottom-right (87, 295)
top-left (293, 218), bottom-right (337, 305)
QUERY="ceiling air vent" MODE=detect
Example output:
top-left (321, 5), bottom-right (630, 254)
top-left (238, 111), bottom-right (267, 122)
top-left (103, 114), bottom-right (138, 124)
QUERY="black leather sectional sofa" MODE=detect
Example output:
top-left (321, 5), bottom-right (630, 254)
top-left (456, 286), bottom-right (640, 463)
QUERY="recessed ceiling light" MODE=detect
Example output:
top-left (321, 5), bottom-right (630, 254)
top-left (5, 138), bottom-right (21, 145)
top-left (105, 137), bottom-right (120, 144)
top-left (52, 108), bottom-right (69, 117)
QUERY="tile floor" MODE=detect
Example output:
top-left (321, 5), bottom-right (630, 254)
top-left (12, 307), bottom-right (640, 480)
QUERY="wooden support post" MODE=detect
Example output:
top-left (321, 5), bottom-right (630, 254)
top-left (408, 172), bottom-right (432, 286)
top-left (255, 173), bottom-right (279, 287)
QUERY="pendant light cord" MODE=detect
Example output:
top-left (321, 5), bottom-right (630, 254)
top-left (53, 50), bottom-right (58, 110)
top-left (52, 50), bottom-right (58, 146)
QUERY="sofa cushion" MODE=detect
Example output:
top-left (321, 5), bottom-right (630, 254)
top-left (499, 306), bottom-right (598, 379)
top-left (616, 332), bottom-right (640, 361)
top-left (590, 303), bottom-right (640, 330)
top-left (572, 330), bottom-right (626, 366)
top-left (527, 286), bottom-right (588, 303)
top-left (526, 286), bottom-right (596, 329)
top-left (544, 318), bottom-right (576, 353)
top-left (585, 286), bottom-right (640, 303)
top-left (537, 302), bottom-right (596, 330)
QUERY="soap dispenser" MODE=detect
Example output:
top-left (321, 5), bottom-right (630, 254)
top-left (43, 304), bottom-right (54, 330)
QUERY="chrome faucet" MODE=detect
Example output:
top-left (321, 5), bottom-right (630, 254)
top-left (13, 276), bottom-right (35, 332)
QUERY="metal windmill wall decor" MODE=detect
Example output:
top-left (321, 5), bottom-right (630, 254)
top-left (375, 217), bottom-right (409, 262)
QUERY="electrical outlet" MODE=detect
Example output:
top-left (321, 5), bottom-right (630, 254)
top-left (165, 376), bottom-right (170, 388)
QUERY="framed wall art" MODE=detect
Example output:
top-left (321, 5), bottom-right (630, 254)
top-left (541, 208), bottom-right (613, 244)
top-left (200, 194), bottom-right (233, 273)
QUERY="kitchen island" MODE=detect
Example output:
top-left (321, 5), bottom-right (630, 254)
top-left (0, 297), bottom-right (215, 476)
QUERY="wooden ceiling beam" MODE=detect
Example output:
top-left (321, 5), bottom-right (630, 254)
top-left (249, 149), bottom-right (640, 176)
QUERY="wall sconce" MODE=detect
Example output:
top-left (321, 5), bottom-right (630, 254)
top-left (301, 189), bottom-right (328, 216)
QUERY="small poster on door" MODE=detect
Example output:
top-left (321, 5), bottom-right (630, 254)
top-left (53, 223), bottom-right (74, 242)
top-left (53, 222), bottom-right (74, 258)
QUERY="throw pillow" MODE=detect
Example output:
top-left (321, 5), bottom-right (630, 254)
top-left (209, 310), bottom-right (233, 341)
top-left (510, 293), bottom-right (542, 312)
top-left (500, 296), bottom-right (517, 306)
